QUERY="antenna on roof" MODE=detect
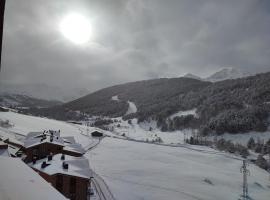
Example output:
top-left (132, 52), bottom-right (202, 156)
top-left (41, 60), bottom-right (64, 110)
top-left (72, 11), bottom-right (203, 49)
top-left (62, 162), bottom-right (68, 170)
top-left (41, 161), bottom-right (47, 169)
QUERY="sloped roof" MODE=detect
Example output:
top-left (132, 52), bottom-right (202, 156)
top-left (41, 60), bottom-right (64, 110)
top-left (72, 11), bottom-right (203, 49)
top-left (24, 131), bottom-right (65, 148)
top-left (0, 157), bottom-right (67, 200)
top-left (29, 154), bottom-right (92, 179)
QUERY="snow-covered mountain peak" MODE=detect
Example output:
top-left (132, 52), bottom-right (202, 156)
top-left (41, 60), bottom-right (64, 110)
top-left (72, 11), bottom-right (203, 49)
top-left (183, 73), bottom-right (202, 80)
top-left (206, 67), bottom-right (251, 82)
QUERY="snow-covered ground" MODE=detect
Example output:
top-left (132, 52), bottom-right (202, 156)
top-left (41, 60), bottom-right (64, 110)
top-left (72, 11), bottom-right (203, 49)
top-left (0, 111), bottom-right (96, 148)
top-left (87, 138), bottom-right (270, 200)
top-left (1, 111), bottom-right (270, 200)
top-left (110, 118), bottom-right (193, 144)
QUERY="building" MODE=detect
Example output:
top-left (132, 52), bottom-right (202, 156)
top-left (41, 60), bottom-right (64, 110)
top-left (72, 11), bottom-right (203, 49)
top-left (91, 131), bottom-right (103, 137)
top-left (29, 154), bottom-right (92, 200)
top-left (24, 131), bottom-right (65, 162)
top-left (24, 130), bottom-right (85, 162)
top-left (0, 136), bottom-right (23, 157)
top-left (0, 156), bottom-right (67, 200)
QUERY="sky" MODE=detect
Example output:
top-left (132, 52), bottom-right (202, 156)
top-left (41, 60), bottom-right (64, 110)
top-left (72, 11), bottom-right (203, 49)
top-left (0, 0), bottom-right (270, 97)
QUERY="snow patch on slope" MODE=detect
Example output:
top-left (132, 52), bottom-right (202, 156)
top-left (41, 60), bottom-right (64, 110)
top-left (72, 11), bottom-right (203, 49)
top-left (111, 95), bottom-right (119, 101)
top-left (169, 109), bottom-right (198, 119)
top-left (125, 101), bottom-right (137, 115)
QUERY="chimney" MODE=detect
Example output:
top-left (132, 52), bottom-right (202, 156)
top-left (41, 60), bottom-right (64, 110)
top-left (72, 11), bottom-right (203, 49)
top-left (50, 136), bottom-right (53, 142)
top-left (62, 162), bottom-right (69, 170)
top-left (48, 154), bottom-right (53, 161)
top-left (41, 161), bottom-right (47, 169)
top-left (61, 154), bottom-right (65, 160)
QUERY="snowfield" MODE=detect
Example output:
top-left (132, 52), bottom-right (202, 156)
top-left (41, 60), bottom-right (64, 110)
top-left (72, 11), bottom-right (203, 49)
top-left (1, 111), bottom-right (270, 200)
top-left (87, 138), bottom-right (270, 200)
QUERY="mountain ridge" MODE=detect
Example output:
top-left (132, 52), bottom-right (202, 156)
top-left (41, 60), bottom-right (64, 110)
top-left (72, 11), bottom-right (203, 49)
top-left (28, 72), bottom-right (270, 135)
top-left (183, 67), bottom-right (252, 82)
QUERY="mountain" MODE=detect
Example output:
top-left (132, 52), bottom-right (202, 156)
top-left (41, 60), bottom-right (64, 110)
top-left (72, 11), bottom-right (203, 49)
top-left (205, 67), bottom-right (251, 82)
top-left (0, 93), bottom-right (62, 108)
top-left (183, 73), bottom-right (202, 80)
top-left (31, 72), bottom-right (270, 135)
top-left (182, 68), bottom-right (252, 82)
top-left (0, 83), bottom-right (89, 102)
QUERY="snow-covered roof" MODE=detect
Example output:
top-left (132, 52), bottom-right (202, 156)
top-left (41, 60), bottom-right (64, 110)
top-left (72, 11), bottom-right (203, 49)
top-left (0, 156), bottom-right (67, 200)
top-left (63, 143), bottom-right (85, 154)
top-left (8, 144), bottom-right (21, 156)
top-left (0, 141), bottom-right (10, 157)
top-left (0, 148), bottom-right (10, 157)
top-left (29, 154), bottom-right (92, 179)
top-left (24, 131), bottom-right (65, 148)
top-left (24, 131), bottom-right (85, 154)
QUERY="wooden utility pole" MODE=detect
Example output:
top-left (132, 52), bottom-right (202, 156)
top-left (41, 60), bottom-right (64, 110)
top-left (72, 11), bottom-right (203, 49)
top-left (0, 0), bottom-right (6, 71)
top-left (240, 160), bottom-right (250, 200)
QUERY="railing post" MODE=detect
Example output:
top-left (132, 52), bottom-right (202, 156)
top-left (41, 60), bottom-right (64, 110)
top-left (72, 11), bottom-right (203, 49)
top-left (0, 0), bottom-right (6, 71)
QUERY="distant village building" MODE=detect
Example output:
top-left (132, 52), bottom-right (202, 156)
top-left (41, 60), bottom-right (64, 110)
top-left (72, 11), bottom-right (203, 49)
top-left (0, 156), bottom-right (67, 200)
top-left (0, 106), bottom-right (9, 112)
top-left (91, 131), bottom-right (103, 137)
top-left (29, 154), bottom-right (92, 200)
top-left (24, 130), bottom-right (85, 162)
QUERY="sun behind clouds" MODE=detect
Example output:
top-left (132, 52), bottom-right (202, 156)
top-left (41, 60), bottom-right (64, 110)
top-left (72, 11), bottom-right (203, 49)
top-left (60, 13), bottom-right (93, 45)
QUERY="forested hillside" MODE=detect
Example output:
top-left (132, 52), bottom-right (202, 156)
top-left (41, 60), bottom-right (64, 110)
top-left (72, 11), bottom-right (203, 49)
top-left (29, 72), bottom-right (270, 135)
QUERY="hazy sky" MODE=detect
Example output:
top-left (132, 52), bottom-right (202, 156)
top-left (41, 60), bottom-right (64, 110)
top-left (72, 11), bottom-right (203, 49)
top-left (1, 0), bottom-right (270, 93)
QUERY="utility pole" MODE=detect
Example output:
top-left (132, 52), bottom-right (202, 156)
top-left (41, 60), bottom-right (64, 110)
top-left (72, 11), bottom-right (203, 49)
top-left (0, 0), bottom-right (6, 71)
top-left (240, 160), bottom-right (250, 200)
top-left (268, 145), bottom-right (270, 181)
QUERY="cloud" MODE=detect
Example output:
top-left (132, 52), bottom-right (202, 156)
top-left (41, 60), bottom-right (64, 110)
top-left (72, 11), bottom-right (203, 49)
top-left (1, 0), bottom-right (270, 95)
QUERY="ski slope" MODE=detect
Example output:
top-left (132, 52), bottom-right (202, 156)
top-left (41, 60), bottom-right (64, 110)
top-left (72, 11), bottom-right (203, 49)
top-left (87, 138), bottom-right (270, 200)
top-left (125, 101), bottom-right (137, 115)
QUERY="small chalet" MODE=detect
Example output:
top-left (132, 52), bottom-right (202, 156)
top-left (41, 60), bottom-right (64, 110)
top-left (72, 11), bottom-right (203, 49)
top-left (91, 131), bottom-right (103, 137)
top-left (24, 130), bottom-right (85, 162)
top-left (29, 154), bottom-right (92, 200)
